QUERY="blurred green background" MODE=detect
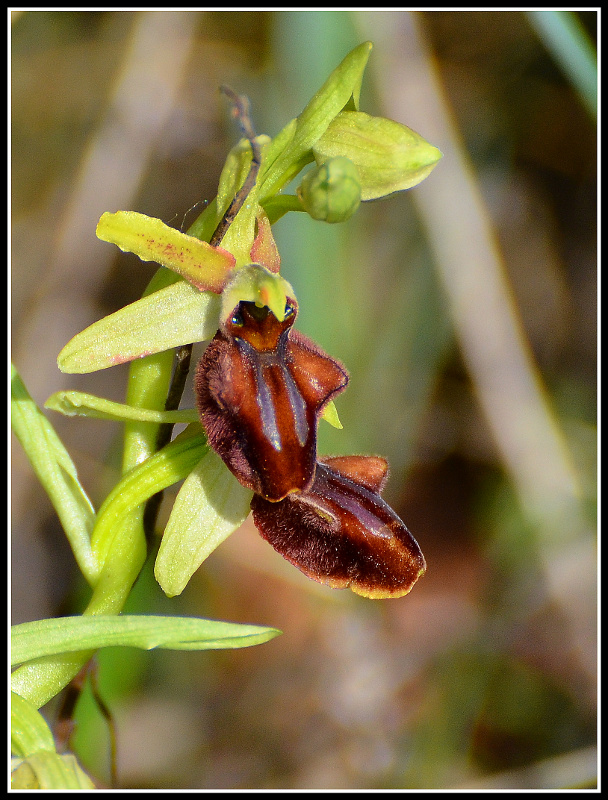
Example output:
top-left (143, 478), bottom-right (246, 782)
top-left (11, 10), bottom-right (596, 790)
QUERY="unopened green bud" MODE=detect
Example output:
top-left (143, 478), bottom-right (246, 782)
top-left (313, 111), bottom-right (442, 200)
top-left (297, 157), bottom-right (362, 223)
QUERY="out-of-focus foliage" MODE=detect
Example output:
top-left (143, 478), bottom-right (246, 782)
top-left (11, 10), bottom-right (596, 790)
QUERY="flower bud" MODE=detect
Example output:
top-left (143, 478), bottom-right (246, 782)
top-left (313, 110), bottom-right (442, 200)
top-left (297, 157), bottom-right (362, 223)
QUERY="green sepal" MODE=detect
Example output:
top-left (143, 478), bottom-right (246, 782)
top-left (321, 399), bottom-right (343, 429)
top-left (57, 280), bottom-right (221, 374)
top-left (313, 110), bottom-right (443, 200)
top-left (155, 449), bottom-right (254, 597)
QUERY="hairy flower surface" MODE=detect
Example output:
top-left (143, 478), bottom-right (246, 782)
top-left (195, 300), bottom-right (349, 502)
top-left (251, 455), bottom-right (426, 598)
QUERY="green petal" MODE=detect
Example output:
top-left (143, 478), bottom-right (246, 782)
top-left (57, 280), bottom-right (221, 374)
top-left (45, 390), bottom-right (198, 425)
top-left (155, 449), bottom-right (254, 597)
top-left (97, 211), bottom-right (235, 291)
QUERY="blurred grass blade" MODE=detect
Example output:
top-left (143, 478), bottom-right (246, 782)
top-left (12, 615), bottom-right (282, 665)
top-left (527, 10), bottom-right (597, 118)
top-left (11, 365), bottom-right (97, 582)
top-left (45, 390), bottom-right (198, 425)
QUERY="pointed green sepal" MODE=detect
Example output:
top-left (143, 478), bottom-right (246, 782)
top-left (57, 281), bottom-right (221, 373)
top-left (320, 399), bottom-right (343, 429)
top-left (155, 450), bottom-right (254, 597)
top-left (313, 110), bottom-right (442, 200)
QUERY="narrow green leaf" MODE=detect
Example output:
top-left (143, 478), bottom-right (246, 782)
top-left (45, 391), bottom-right (198, 425)
top-left (96, 211), bottom-right (235, 291)
top-left (155, 449), bottom-right (254, 597)
top-left (12, 615), bottom-right (281, 665)
top-left (57, 280), bottom-right (221, 374)
top-left (11, 693), bottom-right (56, 757)
top-left (90, 425), bottom-right (208, 569)
top-left (11, 752), bottom-right (95, 790)
top-left (11, 365), bottom-right (97, 582)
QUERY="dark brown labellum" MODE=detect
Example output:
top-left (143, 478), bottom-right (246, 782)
top-left (195, 300), bottom-right (349, 502)
top-left (251, 456), bottom-right (426, 598)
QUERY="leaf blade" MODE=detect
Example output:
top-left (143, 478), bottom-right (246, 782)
top-left (12, 615), bottom-right (281, 665)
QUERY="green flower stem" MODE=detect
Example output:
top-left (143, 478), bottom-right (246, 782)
top-left (11, 428), bottom-right (208, 708)
top-left (91, 427), bottom-right (207, 568)
top-left (11, 268), bottom-right (198, 710)
top-left (122, 267), bottom-right (179, 473)
top-left (262, 194), bottom-right (306, 225)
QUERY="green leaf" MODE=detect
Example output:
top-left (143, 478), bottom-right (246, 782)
top-left (90, 425), bottom-right (208, 571)
top-left (11, 365), bottom-right (97, 582)
top-left (313, 111), bottom-right (443, 200)
top-left (155, 449), bottom-right (254, 597)
top-left (11, 692), bottom-right (56, 757)
top-left (11, 615), bottom-right (281, 665)
top-left (11, 752), bottom-right (96, 790)
top-left (57, 280), bottom-right (221, 374)
top-left (45, 391), bottom-right (198, 425)
top-left (96, 211), bottom-right (235, 291)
